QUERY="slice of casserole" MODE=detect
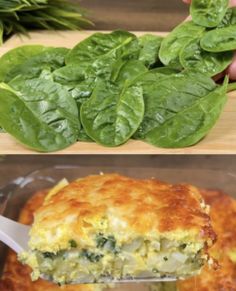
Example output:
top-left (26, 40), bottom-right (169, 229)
top-left (0, 189), bottom-right (104, 291)
top-left (19, 174), bottom-right (216, 285)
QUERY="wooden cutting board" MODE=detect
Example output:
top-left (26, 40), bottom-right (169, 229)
top-left (0, 30), bottom-right (235, 155)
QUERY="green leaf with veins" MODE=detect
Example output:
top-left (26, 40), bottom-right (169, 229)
top-left (159, 21), bottom-right (205, 68)
top-left (217, 7), bottom-right (236, 27)
top-left (0, 78), bottom-right (79, 152)
top-left (179, 38), bottom-right (233, 76)
top-left (54, 59), bottom-right (148, 143)
top-left (0, 45), bottom-right (49, 82)
top-left (135, 67), bottom-right (180, 85)
top-left (190, 0), bottom-right (229, 28)
top-left (5, 47), bottom-right (70, 82)
top-left (134, 71), bottom-right (228, 148)
top-left (138, 34), bottom-right (163, 68)
top-left (53, 64), bottom-right (96, 142)
top-left (53, 63), bottom-right (90, 86)
top-left (200, 25), bottom-right (236, 52)
top-left (53, 63), bottom-right (95, 104)
top-left (66, 30), bottom-right (139, 65)
top-left (81, 81), bottom-right (144, 147)
top-left (81, 61), bottom-right (147, 147)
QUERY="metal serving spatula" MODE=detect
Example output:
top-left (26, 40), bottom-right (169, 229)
top-left (0, 215), bottom-right (176, 284)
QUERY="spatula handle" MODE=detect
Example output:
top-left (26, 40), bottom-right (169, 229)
top-left (0, 215), bottom-right (30, 254)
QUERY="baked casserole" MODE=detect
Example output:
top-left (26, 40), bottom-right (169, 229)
top-left (0, 175), bottom-right (235, 290)
top-left (17, 174), bottom-right (216, 284)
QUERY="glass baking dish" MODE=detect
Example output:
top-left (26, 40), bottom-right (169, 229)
top-left (0, 165), bottom-right (235, 290)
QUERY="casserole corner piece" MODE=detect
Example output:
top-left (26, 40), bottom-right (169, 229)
top-left (19, 173), bottom-right (217, 285)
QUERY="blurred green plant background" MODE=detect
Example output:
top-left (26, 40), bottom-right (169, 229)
top-left (0, 0), bottom-right (92, 44)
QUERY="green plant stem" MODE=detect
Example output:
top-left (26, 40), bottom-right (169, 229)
top-left (227, 82), bottom-right (236, 92)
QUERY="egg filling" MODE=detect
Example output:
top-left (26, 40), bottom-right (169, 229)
top-left (20, 234), bottom-right (206, 285)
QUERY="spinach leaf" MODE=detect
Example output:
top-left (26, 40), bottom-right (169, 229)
top-left (53, 64), bottom-right (95, 104)
top-left (134, 71), bottom-right (220, 145)
top-left (66, 30), bottom-right (138, 65)
top-left (138, 34), bottom-right (163, 68)
top-left (217, 7), bottom-right (236, 27)
top-left (111, 59), bottom-right (148, 86)
top-left (190, 0), bottom-right (229, 28)
top-left (66, 31), bottom-right (140, 84)
top-left (81, 80), bottom-right (144, 146)
top-left (135, 67), bottom-right (180, 85)
top-left (180, 38), bottom-right (233, 76)
top-left (80, 249), bottom-right (103, 263)
top-left (142, 77), bottom-right (228, 148)
top-left (53, 64), bottom-right (89, 87)
top-left (159, 21), bottom-right (205, 68)
top-left (81, 61), bottom-right (146, 146)
top-left (0, 78), bottom-right (79, 152)
top-left (200, 25), bottom-right (236, 52)
top-left (96, 234), bottom-right (117, 252)
top-left (69, 239), bottom-right (77, 248)
top-left (53, 64), bottom-right (96, 142)
top-left (56, 60), bottom-right (148, 144)
top-left (5, 47), bottom-right (70, 82)
top-left (0, 45), bottom-right (48, 82)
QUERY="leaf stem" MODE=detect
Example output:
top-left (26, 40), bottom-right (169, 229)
top-left (227, 82), bottom-right (236, 93)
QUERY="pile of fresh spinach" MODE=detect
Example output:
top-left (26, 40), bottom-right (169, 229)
top-left (160, 3), bottom-right (236, 77)
top-left (0, 0), bottom-right (235, 152)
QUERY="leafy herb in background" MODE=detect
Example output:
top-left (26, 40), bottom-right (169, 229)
top-left (0, 0), bottom-right (92, 44)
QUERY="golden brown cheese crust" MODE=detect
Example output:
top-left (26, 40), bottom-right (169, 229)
top-left (177, 189), bottom-right (236, 291)
top-left (0, 190), bottom-right (95, 291)
top-left (31, 174), bottom-right (215, 251)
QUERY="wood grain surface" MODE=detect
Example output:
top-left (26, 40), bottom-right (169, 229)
top-left (0, 30), bottom-right (235, 155)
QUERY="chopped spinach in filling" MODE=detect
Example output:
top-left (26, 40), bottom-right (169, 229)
top-left (22, 235), bottom-right (206, 285)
